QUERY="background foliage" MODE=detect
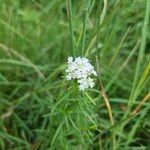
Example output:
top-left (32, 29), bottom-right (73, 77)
top-left (0, 0), bottom-right (150, 149)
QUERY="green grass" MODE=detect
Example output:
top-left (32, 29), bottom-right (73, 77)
top-left (0, 0), bottom-right (150, 149)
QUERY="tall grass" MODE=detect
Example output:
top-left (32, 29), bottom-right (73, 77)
top-left (0, 0), bottom-right (149, 149)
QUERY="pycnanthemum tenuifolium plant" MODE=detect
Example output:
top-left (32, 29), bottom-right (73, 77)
top-left (66, 56), bottom-right (97, 91)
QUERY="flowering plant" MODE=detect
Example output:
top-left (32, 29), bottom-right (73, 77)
top-left (66, 56), bottom-right (97, 91)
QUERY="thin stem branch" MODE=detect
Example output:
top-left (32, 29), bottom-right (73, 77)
top-left (99, 81), bottom-right (114, 124)
top-left (66, 0), bottom-right (78, 56)
top-left (132, 93), bottom-right (150, 115)
top-left (96, 56), bottom-right (114, 125)
top-left (82, 0), bottom-right (89, 56)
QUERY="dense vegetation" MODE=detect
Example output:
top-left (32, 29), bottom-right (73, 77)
top-left (0, 0), bottom-right (149, 149)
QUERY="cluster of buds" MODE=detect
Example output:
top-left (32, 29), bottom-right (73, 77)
top-left (66, 57), bottom-right (97, 91)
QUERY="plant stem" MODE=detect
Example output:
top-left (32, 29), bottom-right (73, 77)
top-left (67, 0), bottom-right (78, 56)
top-left (82, 0), bottom-right (89, 56)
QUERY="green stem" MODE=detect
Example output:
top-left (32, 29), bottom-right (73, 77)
top-left (124, 0), bottom-right (150, 119)
top-left (67, 0), bottom-right (78, 56)
top-left (82, 0), bottom-right (89, 56)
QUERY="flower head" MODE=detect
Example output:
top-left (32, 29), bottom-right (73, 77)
top-left (66, 56), bottom-right (97, 91)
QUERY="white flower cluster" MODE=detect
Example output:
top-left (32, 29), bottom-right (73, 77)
top-left (66, 56), bottom-right (97, 91)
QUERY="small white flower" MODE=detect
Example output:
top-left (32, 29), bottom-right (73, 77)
top-left (66, 74), bottom-right (72, 80)
top-left (78, 77), bottom-right (95, 90)
top-left (87, 77), bottom-right (95, 88)
top-left (66, 56), bottom-right (97, 91)
top-left (78, 78), bottom-right (89, 90)
top-left (68, 57), bottom-right (73, 63)
top-left (92, 70), bottom-right (97, 76)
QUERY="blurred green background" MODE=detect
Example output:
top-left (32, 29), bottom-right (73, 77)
top-left (0, 0), bottom-right (149, 149)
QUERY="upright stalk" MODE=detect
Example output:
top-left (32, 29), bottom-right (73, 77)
top-left (67, 0), bottom-right (78, 56)
top-left (82, 0), bottom-right (89, 56)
